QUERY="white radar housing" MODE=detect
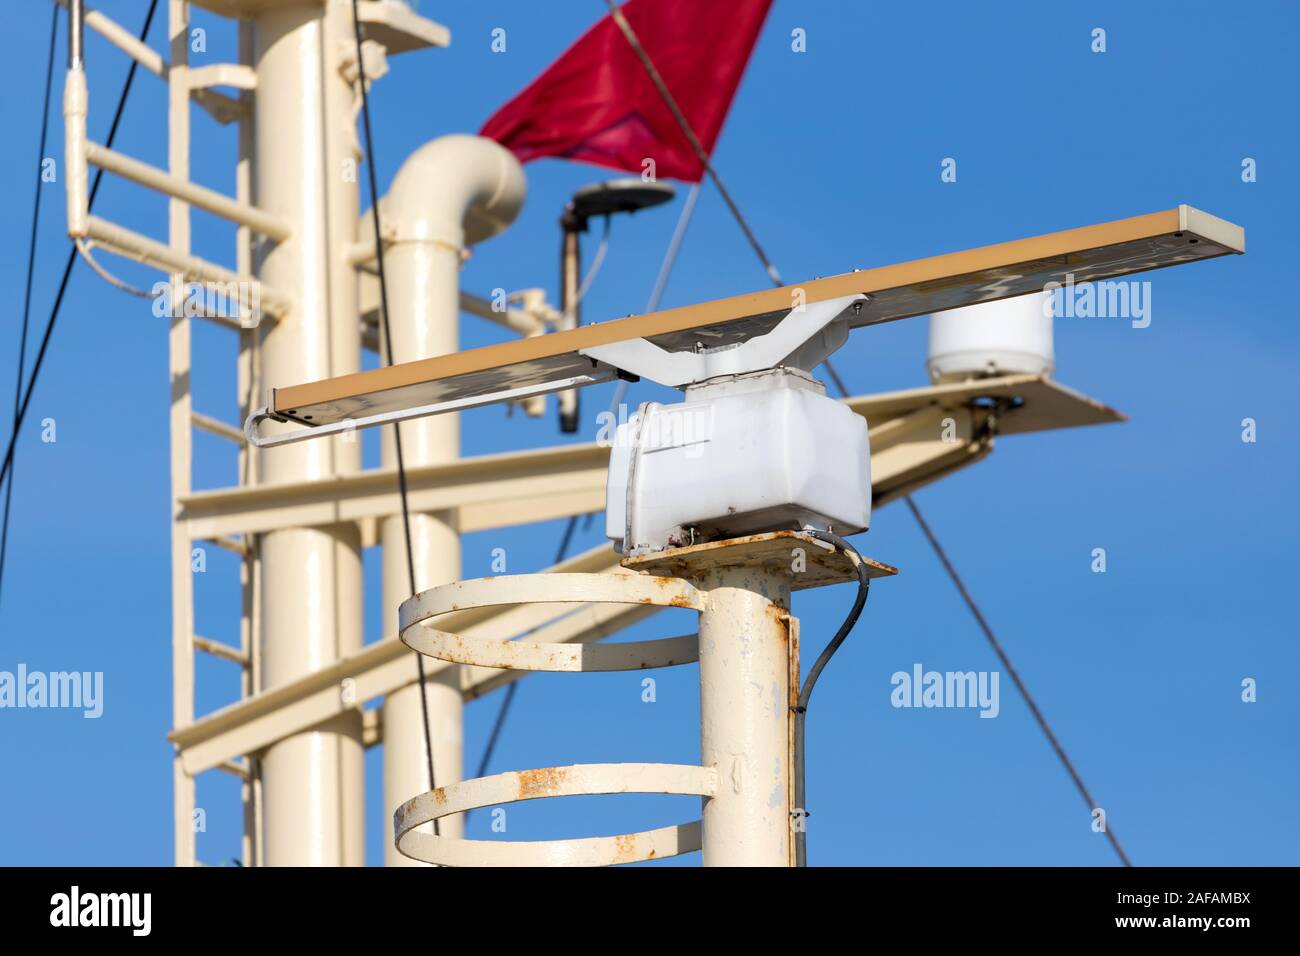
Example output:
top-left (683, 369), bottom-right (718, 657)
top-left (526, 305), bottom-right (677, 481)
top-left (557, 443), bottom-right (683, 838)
top-left (927, 291), bottom-right (1055, 384)
top-left (605, 368), bottom-right (872, 556)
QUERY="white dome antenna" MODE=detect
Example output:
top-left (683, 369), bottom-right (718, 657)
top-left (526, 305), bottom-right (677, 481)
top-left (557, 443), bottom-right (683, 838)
top-left (927, 291), bottom-right (1055, 385)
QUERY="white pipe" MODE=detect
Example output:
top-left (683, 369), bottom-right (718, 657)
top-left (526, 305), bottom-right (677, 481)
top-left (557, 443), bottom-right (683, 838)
top-left (63, 67), bottom-right (88, 238)
top-left (460, 289), bottom-right (545, 336)
top-left (697, 565), bottom-right (795, 866)
top-left (254, 0), bottom-right (364, 867)
top-left (378, 134), bottom-right (525, 866)
top-left (379, 133), bottom-right (526, 249)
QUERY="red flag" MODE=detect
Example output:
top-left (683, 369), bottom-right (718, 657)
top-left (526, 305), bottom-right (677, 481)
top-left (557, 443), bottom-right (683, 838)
top-left (479, 0), bottom-right (772, 183)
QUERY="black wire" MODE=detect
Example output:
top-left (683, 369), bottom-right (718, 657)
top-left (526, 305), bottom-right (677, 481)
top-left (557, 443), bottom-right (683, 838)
top-left (472, 682), bottom-right (517, 787)
top-left (791, 527), bottom-right (870, 867)
top-left (349, 0), bottom-right (440, 832)
top-left (0, 0), bottom-right (160, 612)
top-left (797, 529), bottom-right (870, 711)
top-left (553, 513), bottom-right (580, 565)
top-left (0, 5), bottom-right (58, 612)
top-left (903, 494), bottom-right (1133, 867)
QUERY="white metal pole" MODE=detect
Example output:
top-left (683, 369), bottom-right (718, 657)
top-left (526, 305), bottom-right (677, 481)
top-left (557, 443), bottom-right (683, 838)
top-left (252, 0), bottom-right (365, 867)
top-left (379, 236), bottom-right (465, 866)
top-left (697, 566), bottom-right (795, 866)
top-left (166, 0), bottom-right (195, 868)
top-left (374, 135), bottom-right (525, 864)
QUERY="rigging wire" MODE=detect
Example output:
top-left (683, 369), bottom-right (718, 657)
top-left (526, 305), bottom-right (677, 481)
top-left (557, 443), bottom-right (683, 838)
top-left (607, 179), bottom-right (701, 415)
top-left (0, 4), bottom-right (58, 612)
top-left (571, 215), bottom-right (611, 312)
top-left (599, 2), bottom-right (869, 865)
top-left (349, 0), bottom-right (439, 831)
top-left (602, 10), bottom-right (849, 413)
top-left (603, 0), bottom-right (781, 286)
top-left (604, 0), bottom-right (1132, 867)
top-left (0, 0), bottom-right (1129, 873)
top-left (902, 494), bottom-right (1134, 867)
top-left (0, 0), bottom-right (160, 612)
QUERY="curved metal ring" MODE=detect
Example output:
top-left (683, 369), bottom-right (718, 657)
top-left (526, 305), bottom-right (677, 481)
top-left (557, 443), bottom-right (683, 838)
top-left (399, 573), bottom-right (704, 672)
top-left (394, 762), bottom-right (716, 867)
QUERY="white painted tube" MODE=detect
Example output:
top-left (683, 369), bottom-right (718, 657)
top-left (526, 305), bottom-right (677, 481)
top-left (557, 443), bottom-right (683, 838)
top-left (64, 68), bottom-right (89, 238)
top-left (697, 566), bottom-right (794, 866)
top-left (377, 135), bottom-right (525, 866)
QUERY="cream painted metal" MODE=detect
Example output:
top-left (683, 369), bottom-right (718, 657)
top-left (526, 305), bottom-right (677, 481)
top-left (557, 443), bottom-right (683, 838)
top-left (64, 0), bottom-right (447, 867)
top-left (167, 374), bottom-right (1121, 787)
top-left (694, 564), bottom-right (795, 865)
top-left (400, 573), bottom-right (704, 669)
top-left (91, 0), bottom-right (453, 868)
top-left (165, 0), bottom-right (197, 871)
top-left (183, 375), bottom-right (1120, 540)
top-left (374, 133), bottom-right (525, 865)
top-left (60, 0), bottom-right (1153, 868)
top-left (395, 764), bottom-right (714, 867)
top-left (63, 9), bottom-right (291, 322)
top-left (394, 571), bottom-right (713, 866)
top-left (251, 0), bottom-right (366, 868)
top-left (394, 536), bottom-right (894, 866)
top-left (85, 141), bottom-right (290, 241)
top-left (234, 18), bottom-right (262, 866)
top-left (170, 544), bottom-right (650, 775)
top-left (625, 533), bottom-right (897, 865)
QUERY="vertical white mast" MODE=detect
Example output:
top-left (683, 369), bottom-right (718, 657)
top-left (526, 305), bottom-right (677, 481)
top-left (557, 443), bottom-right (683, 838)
top-left (252, 0), bottom-right (364, 866)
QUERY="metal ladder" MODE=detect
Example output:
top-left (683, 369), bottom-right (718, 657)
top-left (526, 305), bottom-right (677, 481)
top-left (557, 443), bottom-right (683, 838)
top-left (62, 0), bottom-right (275, 866)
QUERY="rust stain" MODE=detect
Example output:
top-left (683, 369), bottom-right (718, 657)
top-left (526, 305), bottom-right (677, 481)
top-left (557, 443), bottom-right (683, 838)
top-left (613, 832), bottom-right (640, 864)
top-left (516, 766), bottom-right (569, 800)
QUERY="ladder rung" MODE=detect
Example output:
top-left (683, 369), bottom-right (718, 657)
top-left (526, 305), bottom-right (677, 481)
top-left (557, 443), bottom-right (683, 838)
top-left (86, 142), bottom-right (290, 241)
top-left (215, 758), bottom-right (250, 780)
top-left (84, 216), bottom-right (291, 318)
top-left (188, 63), bottom-right (257, 91)
top-left (207, 535), bottom-right (250, 558)
top-left (62, 3), bottom-right (166, 77)
top-left (194, 635), bottom-right (249, 667)
top-left (191, 411), bottom-right (245, 444)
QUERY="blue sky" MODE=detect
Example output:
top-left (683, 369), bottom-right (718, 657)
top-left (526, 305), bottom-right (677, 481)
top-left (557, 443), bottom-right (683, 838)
top-left (1, 0), bottom-right (1296, 866)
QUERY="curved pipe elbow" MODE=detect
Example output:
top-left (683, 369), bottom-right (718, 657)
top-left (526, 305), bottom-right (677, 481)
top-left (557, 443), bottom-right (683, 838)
top-left (381, 134), bottom-right (525, 249)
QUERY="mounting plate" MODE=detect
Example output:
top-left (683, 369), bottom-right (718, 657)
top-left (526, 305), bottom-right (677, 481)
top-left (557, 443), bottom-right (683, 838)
top-left (622, 530), bottom-right (899, 590)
